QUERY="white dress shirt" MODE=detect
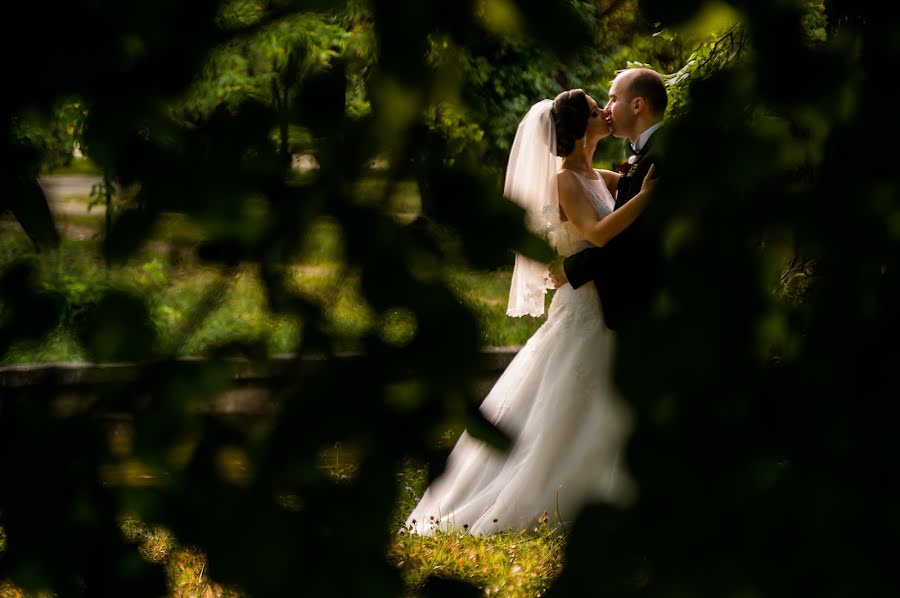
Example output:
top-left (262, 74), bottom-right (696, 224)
top-left (632, 121), bottom-right (664, 154)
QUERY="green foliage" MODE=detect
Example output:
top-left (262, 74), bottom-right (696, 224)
top-left (1, 207), bottom-right (538, 365)
top-left (14, 99), bottom-right (88, 172)
top-left (803, 1), bottom-right (828, 43)
top-left (176, 10), bottom-right (354, 115)
top-left (429, 1), bottom-right (651, 168)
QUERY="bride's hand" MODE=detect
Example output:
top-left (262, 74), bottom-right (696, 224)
top-left (640, 163), bottom-right (658, 194)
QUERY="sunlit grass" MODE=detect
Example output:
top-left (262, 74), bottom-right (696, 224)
top-left (119, 518), bottom-right (241, 598)
top-left (449, 270), bottom-right (548, 347)
top-left (390, 526), bottom-right (565, 597)
top-left (390, 466), bottom-right (566, 597)
top-left (0, 519), bottom-right (241, 598)
top-left (1, 328), bottom-right (88, 364)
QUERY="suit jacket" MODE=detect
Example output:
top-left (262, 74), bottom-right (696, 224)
top-left (563, 132), bottom-right (664, 332)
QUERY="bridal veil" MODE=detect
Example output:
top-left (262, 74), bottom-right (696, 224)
top-left (504, 99), bottom-right (563, 317)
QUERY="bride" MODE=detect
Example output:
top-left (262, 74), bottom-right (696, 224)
top-left (405, 89), bottom-right (656, 535)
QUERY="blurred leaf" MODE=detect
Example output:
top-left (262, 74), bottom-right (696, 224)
top-left (0, 261), bottom-right (64, 355)
top-left (75, 289), bottom-right (157, 362)
top-left (104, 208), bottom-right (156, 262)
top-left (419, 575), bottom-right (483, 597)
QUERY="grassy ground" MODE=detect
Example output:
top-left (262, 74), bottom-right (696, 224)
top-left (1, 187), bottom-right (548, 365)
top-left (390, 467), bottom-right (566, 597)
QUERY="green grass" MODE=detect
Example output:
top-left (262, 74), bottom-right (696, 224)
top-left (389, 465), bottom-right (565, 597)
top-left (390, 525), bottom-right (564, 597)
top-left (42, 157), bottom-right (102, 176)
top-left (1, 193), bottom-right (544, 365)
top-left (450, 270), bottom-right (548, 347)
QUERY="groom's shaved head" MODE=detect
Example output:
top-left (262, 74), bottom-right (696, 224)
top-left (622, 68), bottom-right (668, 117)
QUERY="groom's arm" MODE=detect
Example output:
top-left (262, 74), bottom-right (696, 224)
top-left (563, 246), bottom-right (612, 289)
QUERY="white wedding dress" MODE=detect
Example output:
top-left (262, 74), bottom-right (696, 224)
top-left (405, 170), bottom-right (634, 535)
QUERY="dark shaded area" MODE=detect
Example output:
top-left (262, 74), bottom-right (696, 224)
top-left (1, 0), bottom-right (898, 596)
top-left (549, 0), bottom-right (900, 596)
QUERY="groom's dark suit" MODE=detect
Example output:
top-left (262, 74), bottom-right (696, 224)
top-left (563, 130), bottom-right (664, 332)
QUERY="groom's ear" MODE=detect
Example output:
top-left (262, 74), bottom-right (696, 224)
top-left (632, 97), bottom-right (645, 114)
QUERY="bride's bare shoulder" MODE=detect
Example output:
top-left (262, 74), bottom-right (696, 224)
top-left (556, 168), bottom-right (577, 184)
top-left (555, 169), bottom-right (580, 189)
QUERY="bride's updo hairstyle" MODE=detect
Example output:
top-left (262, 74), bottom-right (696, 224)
top-left (550, 89), bottom-right (590, 157)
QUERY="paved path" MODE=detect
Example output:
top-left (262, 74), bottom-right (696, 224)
top-left (37, 174), bottom-right (105, 215)
top-left (38, 174), bottom-right (101, 201)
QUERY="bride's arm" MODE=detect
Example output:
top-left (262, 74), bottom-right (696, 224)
top-left (557, 166), bottom-right (656, 248)
top-left (597, 169), bottom-right (621, 196)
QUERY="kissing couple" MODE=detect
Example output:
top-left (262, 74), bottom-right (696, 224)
top-left (407, 68), bottom-right (666, 535)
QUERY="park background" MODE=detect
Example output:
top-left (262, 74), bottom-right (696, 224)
top-left (1, 0), bottom-right (897, 596)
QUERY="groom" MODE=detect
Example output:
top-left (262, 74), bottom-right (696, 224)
top-left (549, 67), bottom-right (666, 333)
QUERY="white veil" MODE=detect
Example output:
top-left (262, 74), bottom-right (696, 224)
top-left (505, 99), bottom-right (562, 317)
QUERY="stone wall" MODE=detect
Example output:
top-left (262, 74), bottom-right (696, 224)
top-left (0, 348), bottom-right (520, 415)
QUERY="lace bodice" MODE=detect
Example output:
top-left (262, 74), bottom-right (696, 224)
top-left (551, 169), bottom-right (616, 257)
